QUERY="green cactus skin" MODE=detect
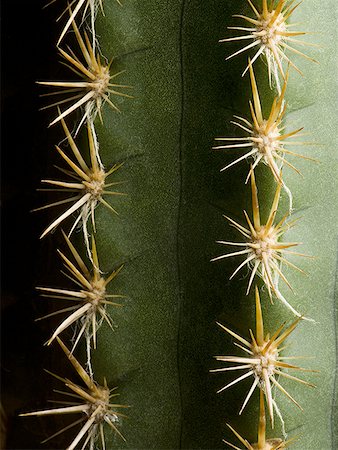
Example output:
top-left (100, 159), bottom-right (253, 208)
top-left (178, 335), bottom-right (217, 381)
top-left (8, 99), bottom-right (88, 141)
top-left (90, 1), bottom-right (338, 449)
top-left (91, 3), bottom-right (184, 449)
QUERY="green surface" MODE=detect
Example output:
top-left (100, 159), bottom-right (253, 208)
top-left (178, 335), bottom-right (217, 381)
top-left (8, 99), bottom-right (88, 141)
top-left (93, 2), bottom-right (183, 448)
top-left (271, 2), bottom-right (338, 449)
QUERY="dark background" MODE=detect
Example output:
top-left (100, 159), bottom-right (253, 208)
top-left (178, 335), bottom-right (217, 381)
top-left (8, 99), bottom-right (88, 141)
top-left (1, 1), bottom-right (68, 447)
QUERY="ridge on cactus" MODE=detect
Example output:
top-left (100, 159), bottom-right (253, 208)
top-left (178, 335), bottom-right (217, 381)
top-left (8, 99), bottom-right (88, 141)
top-left (38, 14), bottom-right (131, 130)
top-left (211, 287), bottom-right (315, 427)
top-left (211, 169), bottom-right (312, 318)
top-left (214, 63), bottom-right (317, 184)
top-left (20, 338), bottom-right (128, 449)
top-left (220, 0), bottom-right (318, 89)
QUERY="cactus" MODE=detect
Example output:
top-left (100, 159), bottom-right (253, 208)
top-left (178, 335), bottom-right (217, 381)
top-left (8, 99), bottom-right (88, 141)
top-left (2, 1), bottom-right (337, 449)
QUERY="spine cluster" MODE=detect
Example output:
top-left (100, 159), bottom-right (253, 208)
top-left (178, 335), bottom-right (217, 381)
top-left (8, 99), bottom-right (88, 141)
top-left (21, 1), bottom-right (129, 448)
top-left (212, 1), bottom-right (318, 448)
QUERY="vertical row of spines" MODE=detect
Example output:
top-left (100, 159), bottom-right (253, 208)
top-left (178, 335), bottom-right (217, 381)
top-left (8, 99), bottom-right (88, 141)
top-left (213, 1), bottom-right (318, 448)
top-left (21, 2), bottom-right (130, 448)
